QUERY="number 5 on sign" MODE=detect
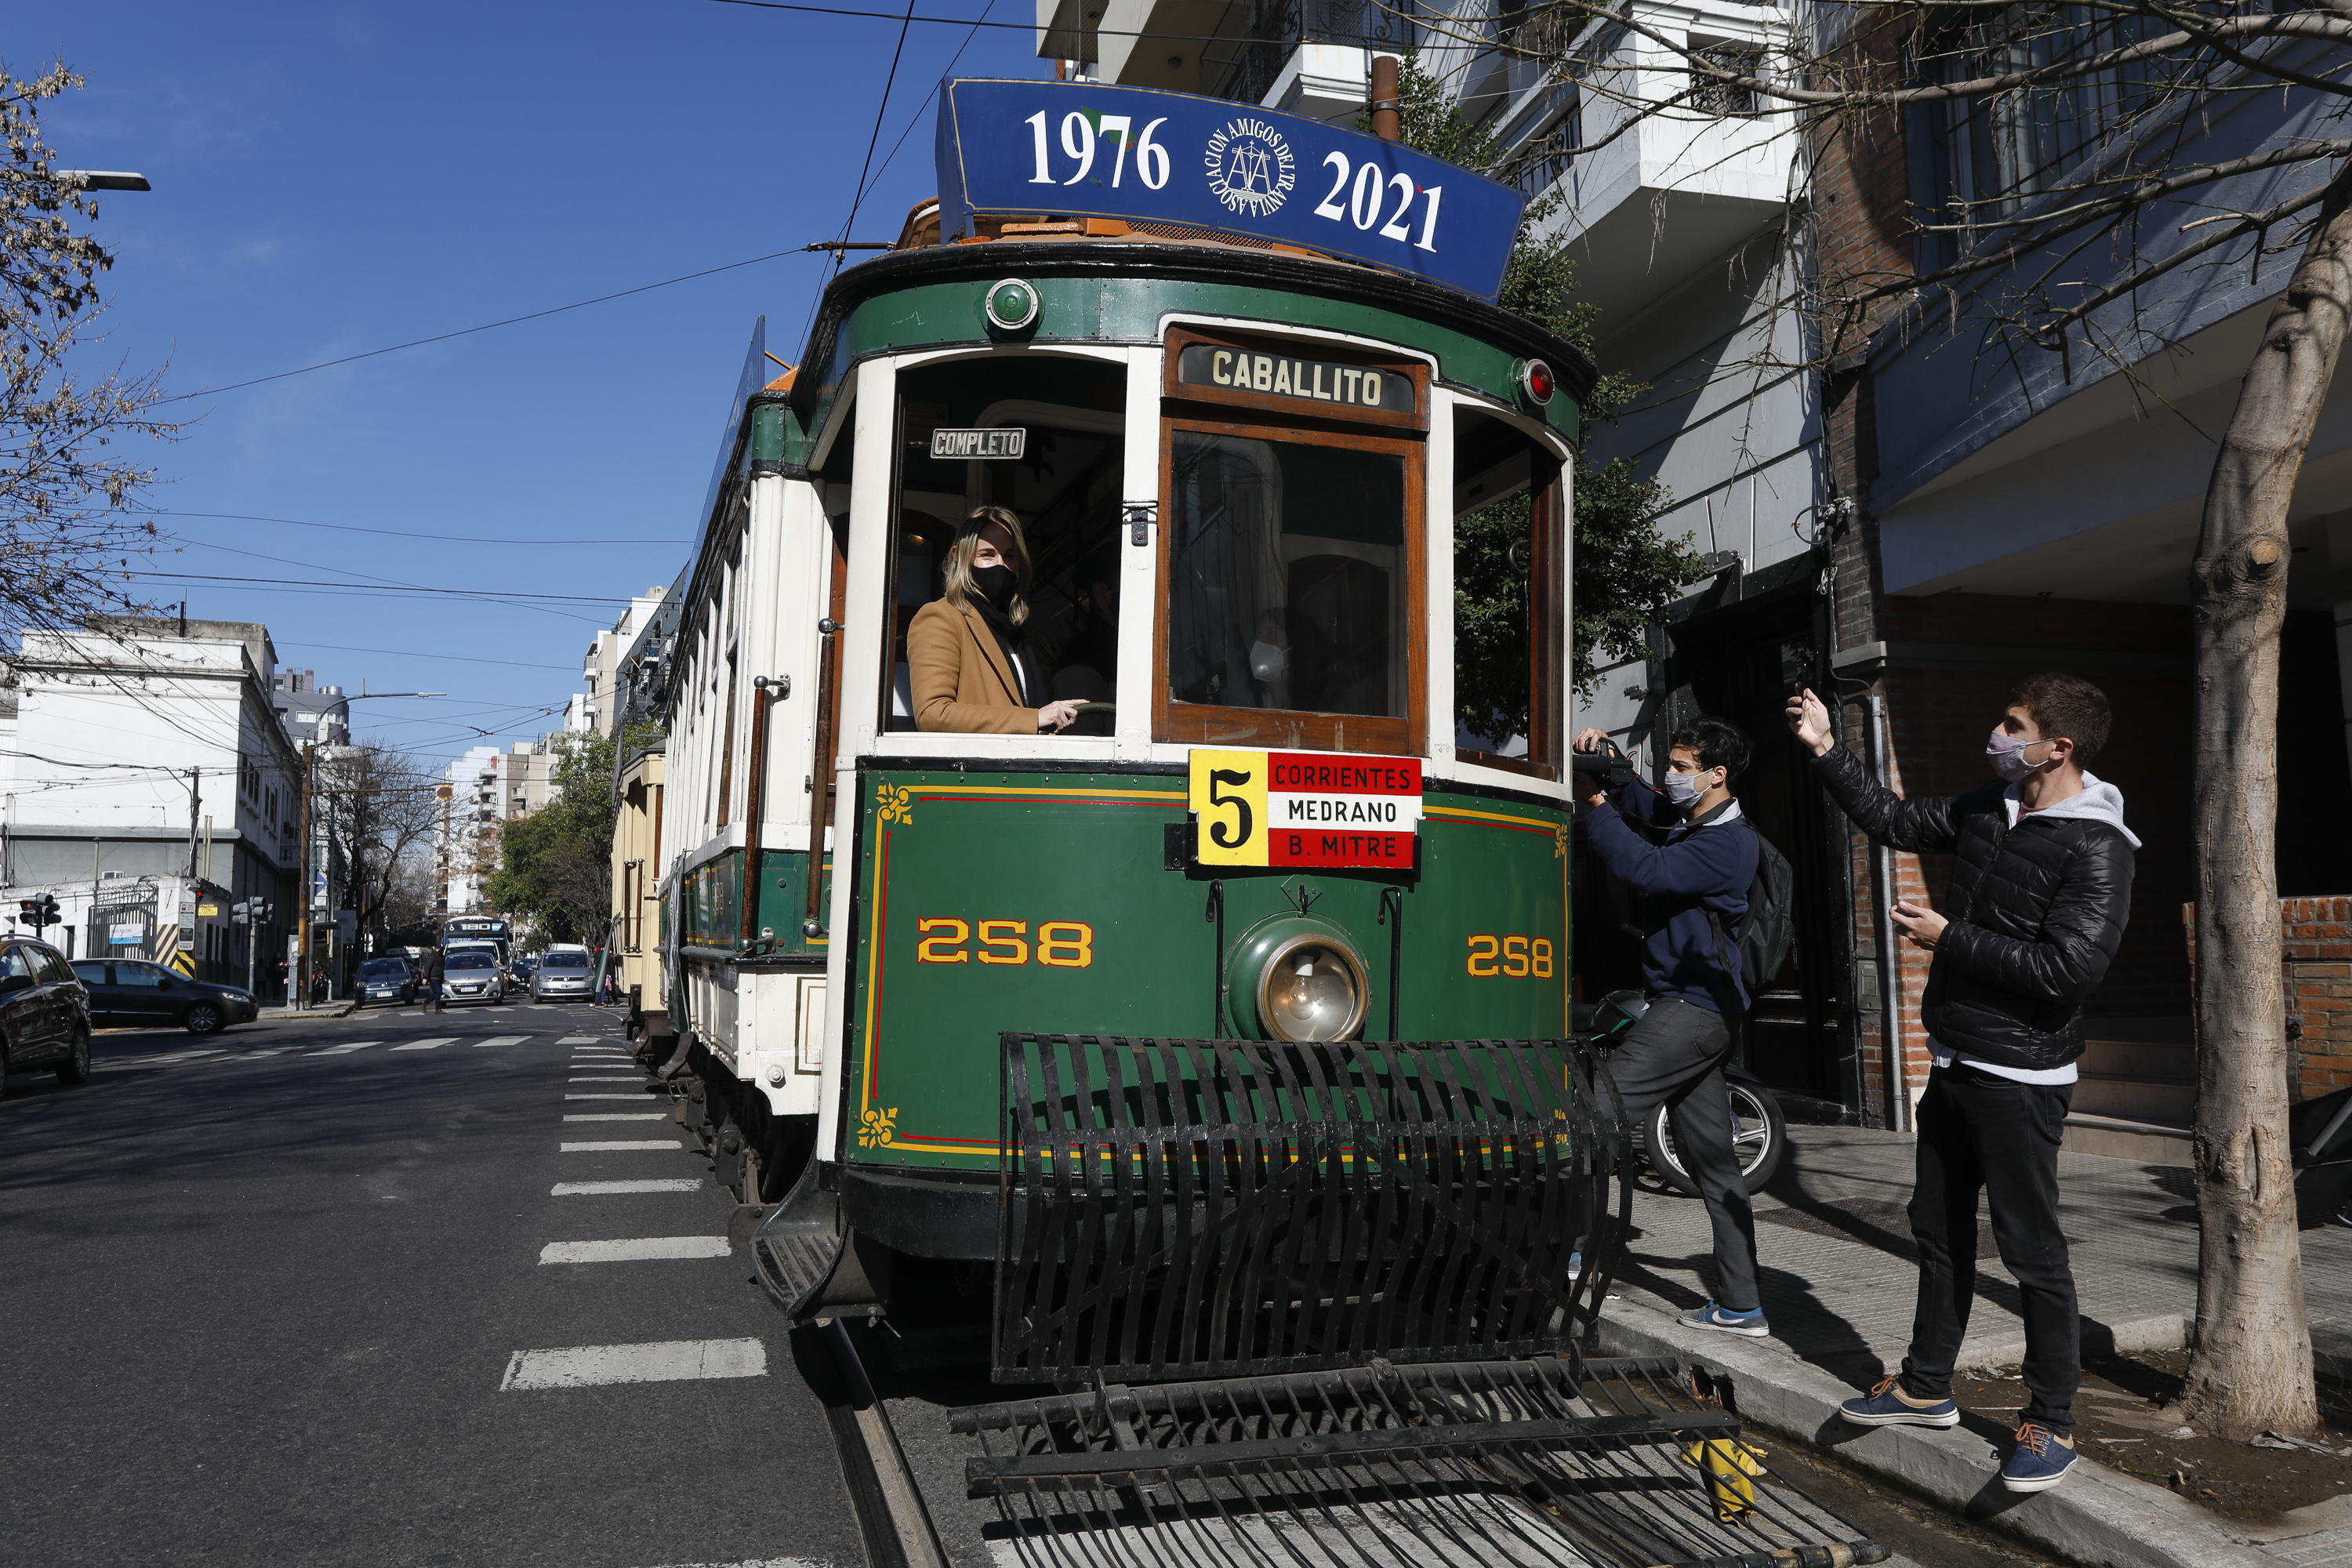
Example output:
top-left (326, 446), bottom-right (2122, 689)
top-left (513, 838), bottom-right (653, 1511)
top-left (1189, 750), bottom-right (1269, 866)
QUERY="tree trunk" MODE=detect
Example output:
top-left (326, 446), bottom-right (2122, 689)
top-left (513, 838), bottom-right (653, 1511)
top-left (2180, 161), bottom-right (2352, 1442)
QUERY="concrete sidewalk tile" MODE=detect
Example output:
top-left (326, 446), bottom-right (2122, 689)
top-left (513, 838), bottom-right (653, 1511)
top-left (1593, 1298), bottom-right (2278, 1568)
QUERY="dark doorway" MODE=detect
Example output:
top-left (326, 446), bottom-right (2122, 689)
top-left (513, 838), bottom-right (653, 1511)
top-left (1657, 583), bottom-right (1851, 1104)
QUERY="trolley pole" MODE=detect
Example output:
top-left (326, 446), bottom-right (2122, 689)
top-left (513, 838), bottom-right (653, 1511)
top-left (296, 742), bottom-right (314, 1006)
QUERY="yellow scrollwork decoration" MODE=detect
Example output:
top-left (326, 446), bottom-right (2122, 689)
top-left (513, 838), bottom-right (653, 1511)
top-left (877, 782), bottom-right (914, 825)
top-left (858, 1106), bottom-right (899, 1146)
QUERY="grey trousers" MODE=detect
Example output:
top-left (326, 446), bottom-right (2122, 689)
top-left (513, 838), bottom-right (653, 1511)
top-left (1604, 997), bottom-right (1762, 1312)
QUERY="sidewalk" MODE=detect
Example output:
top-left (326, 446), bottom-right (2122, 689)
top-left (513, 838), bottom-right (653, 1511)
top-left (1601, 1123), bottom-right (2352, 1566)
top-left (258, 999), bottom-right (356, 1020)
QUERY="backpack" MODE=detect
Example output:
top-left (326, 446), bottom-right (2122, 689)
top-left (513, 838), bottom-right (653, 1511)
top-left (1705, 818), bottom-right (1796, 1001)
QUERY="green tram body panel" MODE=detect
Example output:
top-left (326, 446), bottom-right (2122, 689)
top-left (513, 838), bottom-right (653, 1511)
top-left (841, 767), bottom-right (1570, 1172)
top-left (678, 848), bottom-right (834, 960)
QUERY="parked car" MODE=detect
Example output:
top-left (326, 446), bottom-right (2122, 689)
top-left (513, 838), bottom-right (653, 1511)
top-left (510, 953), bottom-right (539, 989)
top-left (355, 956), bottom-right (418, 1007)
top-left (532, 946), bottom-right (594, 1002)
top-left (69, 960), bottom-right (260, 1036)
top-left (440, 949), bottom-right (506, 1005)
top-left (1, 935), bottom-right (93, 1092)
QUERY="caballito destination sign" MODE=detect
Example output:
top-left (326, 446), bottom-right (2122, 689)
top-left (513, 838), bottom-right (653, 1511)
top-left (1189, 750), bottom-right (1424, 869)
top-left (935, 78), bottom-right (1526, 301)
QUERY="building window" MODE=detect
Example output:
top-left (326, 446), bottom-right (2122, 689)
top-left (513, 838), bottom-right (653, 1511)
top-left (1511, 100), bottom-right (1581, 197)
top-left (1689, 39), bottom-right (1766, 117)
top-left (1924, 4), bottom-right (2180, 225)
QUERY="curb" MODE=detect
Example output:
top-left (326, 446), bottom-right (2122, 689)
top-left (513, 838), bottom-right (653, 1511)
top-left (263, 1001), bottom-right (358, 1020)
top-left (1591, 1298), bottom-right (2278, 1568)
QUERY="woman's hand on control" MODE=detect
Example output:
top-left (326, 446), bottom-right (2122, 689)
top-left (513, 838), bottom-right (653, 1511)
top-left (1036, 699), bottom-right (1090, 732)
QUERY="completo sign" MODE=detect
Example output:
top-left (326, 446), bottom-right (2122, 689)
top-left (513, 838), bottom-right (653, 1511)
top-left (1189, 750), bottom-right (1423, 868)
top-left (935, 79), bottom-right (1525, 301)
top-left (929, 426), bottom-right (1027, 460)
top-left (1175, 343), bottom-right (1413, 413)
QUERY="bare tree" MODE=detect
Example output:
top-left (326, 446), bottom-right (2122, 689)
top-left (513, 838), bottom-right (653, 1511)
top-left (1414, 0), bottom-right (2350, 1437)
top-left (317, 740), bottom-right (442, 956)
top-left (2, 59), bottom-right (180, 641)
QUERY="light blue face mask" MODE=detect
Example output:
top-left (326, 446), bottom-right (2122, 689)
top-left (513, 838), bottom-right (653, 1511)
top-left (1664, 767), bottom-right (1715, 808)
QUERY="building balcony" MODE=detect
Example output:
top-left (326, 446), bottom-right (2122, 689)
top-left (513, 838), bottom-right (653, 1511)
top-left (1497, 0), bottom-right (1792, 325)
top-left (1041, 0), bottom-right (1409, 124)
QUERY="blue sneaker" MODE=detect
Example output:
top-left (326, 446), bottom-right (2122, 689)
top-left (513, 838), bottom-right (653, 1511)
top-left (1677, 1301), bottom-right (1770, 1338)
top-left (1837, 1376), bottom-right (1960, 1428)
top-left (2002, 1422), bottom-right (2077, 1492)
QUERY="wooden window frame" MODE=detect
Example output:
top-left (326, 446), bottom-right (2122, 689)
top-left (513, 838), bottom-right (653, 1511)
top-left (1152, 412), bottom-right (1428, 758)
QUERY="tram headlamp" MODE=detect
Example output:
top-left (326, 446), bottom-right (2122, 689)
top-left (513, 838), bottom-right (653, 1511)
top-left (1516, 358), bottom-right (1556, 406)
top-left (1226, 916), bottom-right (1370, 1043)
top-left (983, 278), bottom-right (1040, 333)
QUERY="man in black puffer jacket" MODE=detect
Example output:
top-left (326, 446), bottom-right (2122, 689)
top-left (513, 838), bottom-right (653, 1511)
top-left (1788, 673), bottom-right (2136, 1495)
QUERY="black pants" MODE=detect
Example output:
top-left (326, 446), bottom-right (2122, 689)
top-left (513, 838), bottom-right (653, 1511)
top-left (1605, 997), bottom-right (1760, 1312)
top-left (1900, 1064), bottom-right (2078, 1434)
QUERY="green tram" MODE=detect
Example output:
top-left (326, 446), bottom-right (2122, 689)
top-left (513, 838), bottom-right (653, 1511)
top-left (644, 197), bottom-right (1595, 1284)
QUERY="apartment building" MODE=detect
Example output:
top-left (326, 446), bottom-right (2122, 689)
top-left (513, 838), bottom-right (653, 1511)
top-left (572, 584), bottom-right (673, 736)
top-left (0, 616), bottom-right (302, 983)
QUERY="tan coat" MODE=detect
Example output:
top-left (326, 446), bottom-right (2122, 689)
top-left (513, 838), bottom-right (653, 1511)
top-left (907, 598), bottom-right (1036, 734)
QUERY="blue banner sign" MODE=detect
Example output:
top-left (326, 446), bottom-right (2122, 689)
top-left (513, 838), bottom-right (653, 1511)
top-left (935, 78), bottom-right (1525, 301)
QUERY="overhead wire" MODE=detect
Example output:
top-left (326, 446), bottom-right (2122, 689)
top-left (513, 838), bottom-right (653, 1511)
top-left (140, 510), bottom-right (688, 546)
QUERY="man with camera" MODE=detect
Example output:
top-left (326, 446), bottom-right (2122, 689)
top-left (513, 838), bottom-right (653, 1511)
top-left (1574, 719), bottom-right (1768, 1337)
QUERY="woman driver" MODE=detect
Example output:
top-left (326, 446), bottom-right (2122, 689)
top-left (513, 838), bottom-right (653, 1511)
top-left (908, 506), bottom-right (1090, 734)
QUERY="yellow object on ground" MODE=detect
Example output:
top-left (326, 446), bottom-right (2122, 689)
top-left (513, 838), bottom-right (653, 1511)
top-left (1679, 1436), bottom-right (1769, 1520)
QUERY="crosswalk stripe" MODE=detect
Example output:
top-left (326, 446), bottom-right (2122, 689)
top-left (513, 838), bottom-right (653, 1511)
top-left (560, 1139), bottom-right (684, 1152)
top-left (570, 1076), bottom-right (643, 1083)
top-left (550, 1179), bottom-right (703, 1195)
top-left (538, 1236), bottom-right (731, 1264)
top-left (314, 1041), bottom-right (381, 1055)
top-left (564, 1093), bottom-right (647, 1100)
top-left (391, 1037), bottom-right (459, 1052)
top-left (474, 1035), bottom-right (529, 1048)
top-left (556, 1036), bottom-right (601, 1044)
top-left (563, 1112), bottom-right (668, 1122)
top-left (499, 1338), bottom-right (765, 1391)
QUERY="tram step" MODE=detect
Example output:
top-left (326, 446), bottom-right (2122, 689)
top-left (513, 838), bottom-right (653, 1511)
top-left (750, 1160), bottom-right (888, 1323)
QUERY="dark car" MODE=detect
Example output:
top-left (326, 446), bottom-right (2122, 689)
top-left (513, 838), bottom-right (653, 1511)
top-left (1, 936), bottom-right (94, 1093)
top-left (356, 956), bottom-right (418, 1007)
top-left (68, 960), bottom-right (259, 1035)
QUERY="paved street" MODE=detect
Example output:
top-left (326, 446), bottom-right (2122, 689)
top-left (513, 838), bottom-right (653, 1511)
top-left (0, 1007), bottom-right (857, 1568)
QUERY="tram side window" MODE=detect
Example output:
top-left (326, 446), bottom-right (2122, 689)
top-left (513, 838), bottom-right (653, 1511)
top-left (1164, 430), bottom-right (1414, 750)
top-left (1451, 405), bottom-right (1565, 779)
top-left (885, 357), bottom-right (1126, 737)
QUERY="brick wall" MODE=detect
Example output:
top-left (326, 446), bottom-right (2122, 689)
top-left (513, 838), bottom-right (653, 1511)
top-left (2183, 898), bottom-right (2352, 1100)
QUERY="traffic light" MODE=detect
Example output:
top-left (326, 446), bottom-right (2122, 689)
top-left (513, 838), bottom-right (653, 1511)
top-left (17, 895), bottom-right (58, 930)
top-left (36, 893), bottom-right (56, 929)
top-left (229, 898), bottom-right (274, 926)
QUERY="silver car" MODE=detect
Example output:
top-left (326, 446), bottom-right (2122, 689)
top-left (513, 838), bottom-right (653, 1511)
top-left (441, 949), bottom-right (506, 1004)
top-left (532, 947), bottom-right (594, 1002)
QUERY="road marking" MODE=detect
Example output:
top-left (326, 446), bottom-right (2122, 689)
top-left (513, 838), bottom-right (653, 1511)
top-left (565, 1093), bottom-right (648, 1100)
top-left (391, 1037), bottom-right (459, 1052)
top-left (561, 1139), bottom-right (684, 1152)
top-left (499, 1338), bottom-right (766, 1391)
top-left (557, 1036), bottom-right (602, 1044)
top-left (570, 1076), bottom-right (643, 1083)
top-left (539, 1236), bottom-right (731, 1264)
top-left (564, 1112), bottom-right (668, 1122)
top-left (474, 1035), bottom-right (529, 1049)
top-left (551, 1178), bottom-right (703, 1196)
top-left (245, 1048), bottom-right (291, 1057)
top-left (313, 1040), bottom-right (382, 1055)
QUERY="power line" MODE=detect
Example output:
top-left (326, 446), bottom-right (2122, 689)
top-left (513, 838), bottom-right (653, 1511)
top-left (703, 0), bottom-right (1266, 42)
top-left (276, 641), bottom-right (583, 673)
top-left (161, 248), bottom-right (813, 403)
top-left (143, 510), bottom-right (688, 547)
top-left (125, 571), bottom-right (632, 609)
top-left (173, 536), bottom-right (619, 630)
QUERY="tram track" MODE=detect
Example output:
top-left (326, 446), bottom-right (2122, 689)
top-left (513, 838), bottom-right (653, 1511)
top-left (815, 1317), bottom-right (954, 1568)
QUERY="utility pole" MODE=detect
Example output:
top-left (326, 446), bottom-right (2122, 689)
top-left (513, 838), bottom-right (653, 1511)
top-left (187, 767), bottom-right (201, 879)
top-left (296, 742), bottom-right (314, 1007)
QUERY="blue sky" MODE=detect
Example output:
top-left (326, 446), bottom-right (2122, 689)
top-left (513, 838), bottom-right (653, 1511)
top-left (37, 0), bottom-right (1040, 769)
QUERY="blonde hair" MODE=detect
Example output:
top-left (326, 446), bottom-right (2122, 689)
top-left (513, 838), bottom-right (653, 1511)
top-left (941, 504), bottom-right (1033, 626)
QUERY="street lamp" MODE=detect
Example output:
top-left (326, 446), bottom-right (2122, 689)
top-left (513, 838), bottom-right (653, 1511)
top-left (297, 691), bottom-right (444, 1004)
top-left (56, 171), bottom-right (152, 191)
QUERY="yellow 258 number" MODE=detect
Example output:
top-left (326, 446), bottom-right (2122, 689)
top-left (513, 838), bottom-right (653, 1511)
top-left (915, 917), bottom-right (1095, 968)
top-left (1466, 933), bottom-right (1553, 978)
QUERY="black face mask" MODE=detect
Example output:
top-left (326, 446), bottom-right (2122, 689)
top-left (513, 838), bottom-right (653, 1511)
top-left (970, 562), bottom-right (1018, 604)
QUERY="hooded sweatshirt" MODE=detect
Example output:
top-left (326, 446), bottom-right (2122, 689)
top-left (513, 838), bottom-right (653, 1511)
top-left (1930, 771), bottom-right (2140, 1085)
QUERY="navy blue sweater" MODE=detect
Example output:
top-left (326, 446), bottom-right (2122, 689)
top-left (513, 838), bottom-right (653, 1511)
top-left (1585, 782), bottom-right (1758, 1015)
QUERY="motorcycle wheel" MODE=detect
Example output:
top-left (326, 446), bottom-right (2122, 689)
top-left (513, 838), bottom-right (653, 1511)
top-left (1644, 1082), bottom-right (1788, 1198)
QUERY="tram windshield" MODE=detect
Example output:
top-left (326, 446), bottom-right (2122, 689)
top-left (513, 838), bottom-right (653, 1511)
top-left (887, 356), bottom-right (1126, 737)
top-left (1166, 432), bottom-right (1408, 724)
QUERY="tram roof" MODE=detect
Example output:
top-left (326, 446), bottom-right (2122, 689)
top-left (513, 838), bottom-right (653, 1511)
top-left (769, 227), bottom-right (1599, 458)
